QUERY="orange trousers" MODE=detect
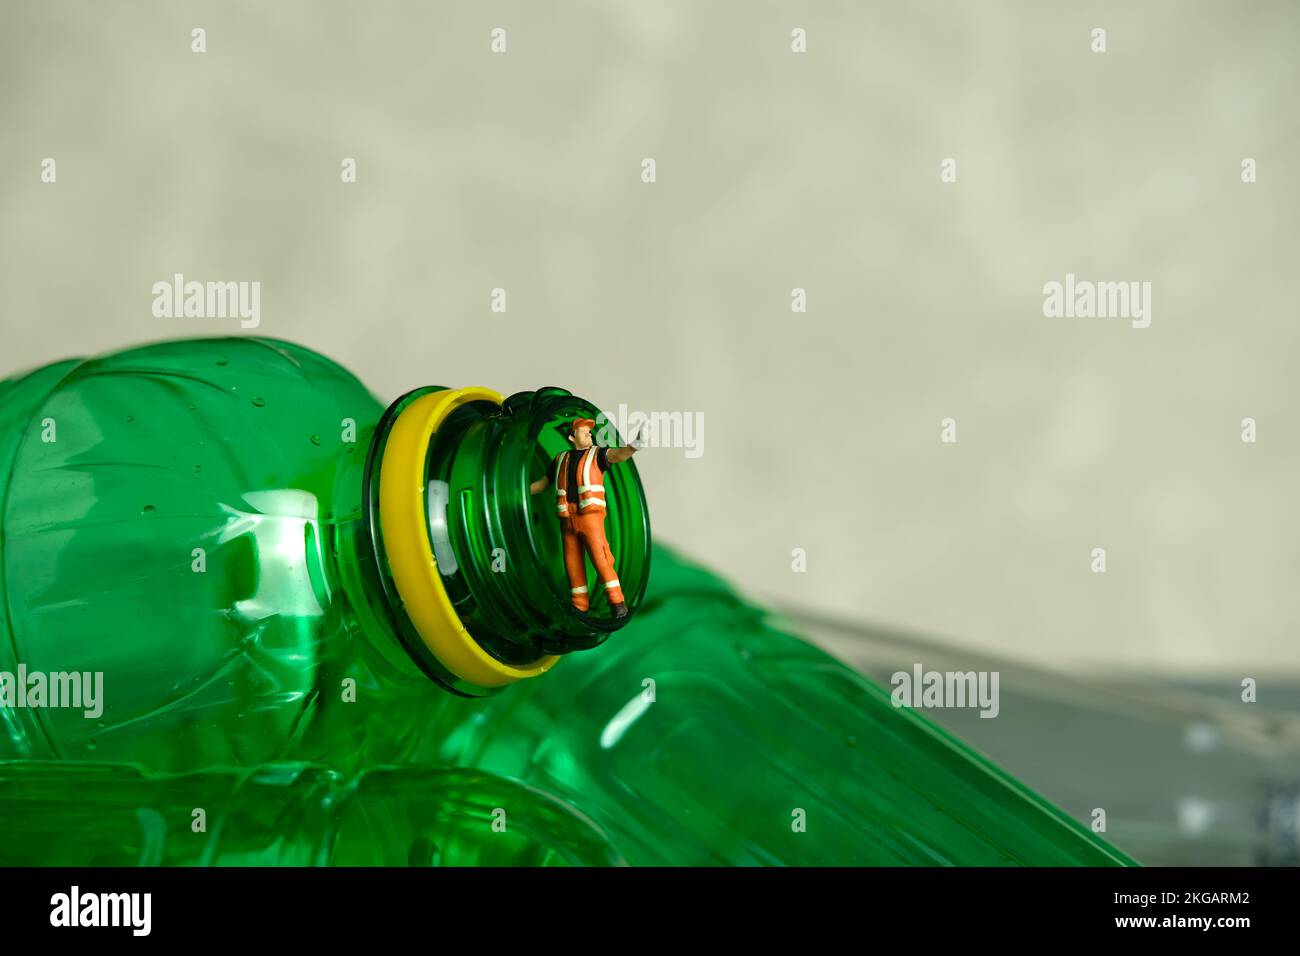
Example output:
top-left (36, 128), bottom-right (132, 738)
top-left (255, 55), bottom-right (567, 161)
top-left (561, 510), bottom-right (624, 611)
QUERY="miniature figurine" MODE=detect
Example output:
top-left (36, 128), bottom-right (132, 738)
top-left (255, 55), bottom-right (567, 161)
top-left (530, 418), bottom-right (642, 618)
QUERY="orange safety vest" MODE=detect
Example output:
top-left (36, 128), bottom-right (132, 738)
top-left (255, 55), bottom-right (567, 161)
top-left (554, 448), bottom-right (607, 517)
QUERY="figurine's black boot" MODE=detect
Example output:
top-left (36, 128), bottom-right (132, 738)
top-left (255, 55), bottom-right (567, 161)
top-left (611, 602), bottom-right (629, 619)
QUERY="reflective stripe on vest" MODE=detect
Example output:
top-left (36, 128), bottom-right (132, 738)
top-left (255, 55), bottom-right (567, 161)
top-left (577, 447), bottom-right (606, 513)
top-left (554, 452), bottom-right (570, 516)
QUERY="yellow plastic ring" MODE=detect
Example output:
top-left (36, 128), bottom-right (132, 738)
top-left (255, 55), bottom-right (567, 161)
top-left (378, 387), bottom-right (559, 687)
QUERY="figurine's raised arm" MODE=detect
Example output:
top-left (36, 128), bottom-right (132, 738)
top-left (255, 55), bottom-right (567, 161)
top-left (606, 425), bottom-right (644, 465)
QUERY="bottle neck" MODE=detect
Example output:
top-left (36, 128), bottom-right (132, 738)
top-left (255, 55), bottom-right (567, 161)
top-left (344, 386), bottom-right (651, 699)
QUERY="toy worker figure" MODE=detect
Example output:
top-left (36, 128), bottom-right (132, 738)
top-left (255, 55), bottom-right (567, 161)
top-left (530, 418), bottom-right (642, 618)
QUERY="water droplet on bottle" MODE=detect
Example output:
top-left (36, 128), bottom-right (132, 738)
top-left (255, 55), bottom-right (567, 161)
top-left (142, 504), bottom-right (156, 514)
top-left (310, 434), bottom-right (322, 446)
top-left (215, 358), bottom-right (229, 367)
top-left (86, 740), bottom-right (97, 751)
top-left (125, 415), bottom-right (134, 423)
top-left (251, 397), bottom-right (266, 408)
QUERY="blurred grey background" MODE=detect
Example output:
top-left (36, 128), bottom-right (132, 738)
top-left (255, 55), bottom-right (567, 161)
top-left (3, 0), bottom-right (1298, 679)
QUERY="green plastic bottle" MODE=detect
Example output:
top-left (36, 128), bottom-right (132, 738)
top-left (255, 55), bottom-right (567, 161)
top-left (0, 338), bottom-right (1135, 866)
